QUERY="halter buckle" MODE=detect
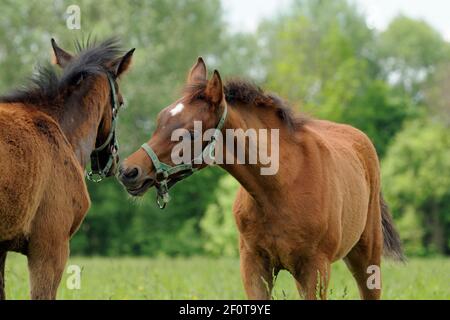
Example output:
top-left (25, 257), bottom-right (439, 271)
top-left (87, 73), bottom-right (120, 183)
top-left (156, 191), bottom-right (170, 209)
top-left (86, 171), bottom-right (104, 183)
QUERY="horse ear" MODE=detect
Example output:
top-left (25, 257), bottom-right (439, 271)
top-left (51, 38), bottom-right (73, 68)
top-left (205, 70), bottom-right (224, 105)
top-left (188, 57), bottom-right (207, 84)
top-left (114, 48), bottom-right (135, 77)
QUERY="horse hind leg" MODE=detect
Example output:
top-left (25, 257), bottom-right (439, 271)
top-left (344, 240), bottom-right (382, 300)
top-left (344, 199), bottom-right (383, 300)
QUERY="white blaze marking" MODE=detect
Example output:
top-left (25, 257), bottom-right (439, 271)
top-left (170, 103), bottom-right (184, 116)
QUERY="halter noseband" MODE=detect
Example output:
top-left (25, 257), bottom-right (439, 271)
top-left (86, 73), bottom-right (120, 183)
top-left (141, 104), bottom-right (228, 209)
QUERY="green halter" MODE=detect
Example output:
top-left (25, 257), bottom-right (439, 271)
top-left (141, 104), bottom-right (228, 209)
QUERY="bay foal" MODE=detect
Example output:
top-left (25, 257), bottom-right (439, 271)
top-left (119, 58), bottom-right (404, 300)
top-left (0, 39), bottom-right (134, 299)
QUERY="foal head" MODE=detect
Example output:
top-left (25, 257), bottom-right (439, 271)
top-left (51, 38), bottom-right (135, 178)
top-left (119, 58), bottom-right (226, 198)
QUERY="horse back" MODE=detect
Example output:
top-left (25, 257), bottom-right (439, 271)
top-left (304, 119), bottom-right (380, 184)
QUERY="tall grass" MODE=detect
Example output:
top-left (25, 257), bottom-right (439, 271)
top-left (4, 253), bottom-right (449, 300)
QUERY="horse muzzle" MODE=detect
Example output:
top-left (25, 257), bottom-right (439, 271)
top-left (118, 164), bottom-right (155, 197)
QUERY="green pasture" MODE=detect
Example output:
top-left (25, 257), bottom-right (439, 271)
top-left (4, 254), bottom-right (449, 300)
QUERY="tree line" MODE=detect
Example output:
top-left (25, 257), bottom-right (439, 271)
top-left (0, 0), bottom-right (448, 256)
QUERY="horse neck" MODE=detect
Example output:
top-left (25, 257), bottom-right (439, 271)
top-left (219, 104), bottom-right (286, 205)
top-left (57, 93), bottom-right (106, 168)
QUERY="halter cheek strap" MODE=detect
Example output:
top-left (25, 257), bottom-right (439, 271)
top-left (141, 143), bottom-right (197, 208)
top-left (141, 104), bottom-right (228, 209)
top-left (87, 74), bottom-right (120, 182)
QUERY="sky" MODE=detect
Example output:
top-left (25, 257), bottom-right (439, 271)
top-left (222, 0), bottom-right (450, 40)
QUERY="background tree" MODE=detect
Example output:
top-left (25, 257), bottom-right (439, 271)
top-left (378, 16), bottom-right (450, 99)
top-left (259, 0), bottom-right (412, 156)
top-left (200, 175), bottom-right (240, 257)
top-left (382, 120), bottom-right (450, 255)
top-left (425, 63), bottom-right (450, 126)
top-left (0, 0), bottom-right (448, 257)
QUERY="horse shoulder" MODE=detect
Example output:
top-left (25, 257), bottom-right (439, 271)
top-left (32, 113), bottom-right (91, 237)
top-left (8, 106), bottom-right (90, 238)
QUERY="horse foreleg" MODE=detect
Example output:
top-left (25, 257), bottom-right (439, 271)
top-left (293, 255), bottom-right (331, 300)
top-left (240, 241), bottom-right (274, 300)
top-left (0, 251), bottom-right (6, 300)
top-left (27, 238), bottom-right (69, 300)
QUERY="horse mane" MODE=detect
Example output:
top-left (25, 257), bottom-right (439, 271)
top-left (185, 79), bottom-right (308, 132)
top-left (0, 38), bottom-right (123, 110)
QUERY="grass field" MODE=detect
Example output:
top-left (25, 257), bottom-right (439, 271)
top-left (4, 253), bottom-right (449, 300)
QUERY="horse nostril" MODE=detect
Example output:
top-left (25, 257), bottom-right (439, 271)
top-left (124, 167), bottom-right (140, 180)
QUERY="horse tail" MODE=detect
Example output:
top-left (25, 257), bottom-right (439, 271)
top-left (380, 192), bottom-right (406, 262)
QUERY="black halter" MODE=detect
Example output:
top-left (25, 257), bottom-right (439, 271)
top-left (86, 73), bottom-right (120, 182)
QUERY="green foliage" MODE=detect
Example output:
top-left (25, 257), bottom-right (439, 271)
top-left (382, 120), bottom-right (450, 255)
top-left (259, 0), bottom-right (413, 156)
top-left (0, 0), bottom-right (449, 257)
top-left (200, 175), bottom-right (240, 257)
top-left (425, 62), bottom-right (450, 126)
top-left (261, 0), bottom-right (375, 109)
top-left (0, 0), bottom-right (243, 257)
top-left (378, 16), bottom-right (450, 94)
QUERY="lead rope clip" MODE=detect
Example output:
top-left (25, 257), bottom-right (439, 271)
top-left (87, 171), bottom-right (104, 183)
top-left (156, 180), bottom-right (171, 209)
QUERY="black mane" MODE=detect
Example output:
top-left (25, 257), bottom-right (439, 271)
top-left (0, 38), bottom-right (123, 107)
top-left (186, 79), bottom-right (308, 131)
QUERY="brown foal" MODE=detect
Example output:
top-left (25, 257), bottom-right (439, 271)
top-left (0, 39), bottom-right (134, 299)
top-left (119, 58), bottom-right (404, 300)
